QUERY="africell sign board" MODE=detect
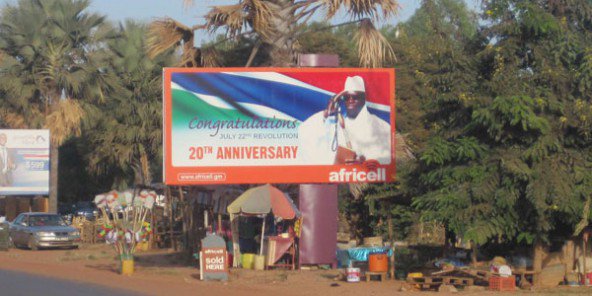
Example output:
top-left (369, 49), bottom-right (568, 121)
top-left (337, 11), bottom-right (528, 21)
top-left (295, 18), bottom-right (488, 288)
top-left (163, 68), bottom-right (395, 185)
top-left (0, 129), bottom-right (50, 195)
top-left (200, 234), bottom-right (228, 281)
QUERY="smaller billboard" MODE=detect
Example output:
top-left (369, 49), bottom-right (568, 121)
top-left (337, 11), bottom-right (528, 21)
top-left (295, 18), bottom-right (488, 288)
top-left (0, 129), bottom-right (50, 196)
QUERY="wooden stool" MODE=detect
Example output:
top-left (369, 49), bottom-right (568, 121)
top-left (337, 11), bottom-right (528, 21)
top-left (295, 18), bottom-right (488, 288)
top-left (366, 271), bottom-right (387, 282)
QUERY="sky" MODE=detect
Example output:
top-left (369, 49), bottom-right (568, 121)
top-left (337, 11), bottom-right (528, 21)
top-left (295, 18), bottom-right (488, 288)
top-left (1, 0), bottom-right (482, 29)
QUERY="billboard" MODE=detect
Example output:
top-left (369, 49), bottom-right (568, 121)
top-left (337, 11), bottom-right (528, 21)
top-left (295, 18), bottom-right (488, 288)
top-left (163, 68), bottom-right (395, 184)
top-left (0, 129), bottom-right (50, 195)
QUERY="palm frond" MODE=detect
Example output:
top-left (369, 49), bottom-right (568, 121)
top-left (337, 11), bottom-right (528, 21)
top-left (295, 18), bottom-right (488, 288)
top-left (180, 42), bottom-right (200, 67)
top-left (355, 19), bottom-right (395, 67)
top-left (146, 18), bottom-right (193, 59)
top-left (0, 108), bottom-right (28, 128)
top-left (322, 0), bottom-right (399, 20)
top-left (200, 46), bottom-right (220, 67)
top-left (205, 4), bottom-right (246, 37)
top-left (246, 0), bottom-right (277, 41)
top-left (44, 99), bottom-right (85, 146)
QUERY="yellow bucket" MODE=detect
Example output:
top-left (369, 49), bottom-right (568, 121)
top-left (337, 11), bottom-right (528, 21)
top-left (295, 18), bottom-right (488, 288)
top-left (241, 253), bottom-right (255, 269)
top-left (121, 259), bottom-right (134, 275)
top-left (254, 255), bottom-right (266, 270)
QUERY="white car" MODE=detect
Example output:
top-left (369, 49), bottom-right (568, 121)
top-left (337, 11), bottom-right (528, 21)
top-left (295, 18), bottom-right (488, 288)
top-left (9, 212), bottom-right (80, 250)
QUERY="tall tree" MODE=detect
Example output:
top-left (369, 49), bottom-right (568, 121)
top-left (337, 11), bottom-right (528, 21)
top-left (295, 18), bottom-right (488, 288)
top-left (411, 0), bottom-right (592, 275)
top-left (480, 0), bottom-right (592, 276)
top-left (84, 21), bottom-right (176, 188)
top-left (146, 0), bottom-right (399, 67)
top-left (0, 0), bottom-right (117, 212)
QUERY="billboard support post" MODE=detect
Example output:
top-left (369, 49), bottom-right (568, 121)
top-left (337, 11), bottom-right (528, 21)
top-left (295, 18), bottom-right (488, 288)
top-left (298, 55), bottom-right (339, 269)
top-left (49, 142), bottom-right (58, 213)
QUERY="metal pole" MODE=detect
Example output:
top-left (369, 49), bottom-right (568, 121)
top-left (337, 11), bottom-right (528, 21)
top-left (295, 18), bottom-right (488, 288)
top-left (260, 216), bottom-right (266, 256)
top-left (584, 235), bottom-right (588, 285)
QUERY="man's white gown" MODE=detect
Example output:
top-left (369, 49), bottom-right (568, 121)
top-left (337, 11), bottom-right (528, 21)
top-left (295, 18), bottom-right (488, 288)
top-left (299, 106), bottom-right (391, 165)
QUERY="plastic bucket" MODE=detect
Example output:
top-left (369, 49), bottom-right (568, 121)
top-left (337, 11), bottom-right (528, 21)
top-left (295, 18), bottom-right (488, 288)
top-left (121, 259), bottom-right (134, 275)
top-left (241, 253), bottom-right (255, 269)
top-left (368, 253), bottom-right (388, 272)
top-left (254, 255), bottom-right (266, 270)
top-left (582, 272), bottom-right (592, 286)
top-left (346, 267), bottom-right (361, 282)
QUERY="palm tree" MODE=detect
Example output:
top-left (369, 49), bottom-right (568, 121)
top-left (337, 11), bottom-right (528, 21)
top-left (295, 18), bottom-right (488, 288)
top-left (0, 0), bottom-right (118, 212)
top-left (147, 0), bottom-right (399, 67)
top-left (84, 21), bottom-right (176, 188)
top-left (146, 1), bottom-right (412, 198)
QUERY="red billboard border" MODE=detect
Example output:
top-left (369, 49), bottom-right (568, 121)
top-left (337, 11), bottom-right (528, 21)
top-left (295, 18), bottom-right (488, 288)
top-left (163, 67), bottom-right (396, 185)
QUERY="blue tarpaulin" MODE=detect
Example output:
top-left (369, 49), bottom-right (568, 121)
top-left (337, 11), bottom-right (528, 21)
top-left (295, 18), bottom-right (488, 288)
top-left (336, 247), bottom-right (393, 268)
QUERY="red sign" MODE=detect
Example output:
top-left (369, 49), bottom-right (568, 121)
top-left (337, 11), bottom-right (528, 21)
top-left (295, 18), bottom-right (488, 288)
top-left (200, 247), bottom-right (228, 279)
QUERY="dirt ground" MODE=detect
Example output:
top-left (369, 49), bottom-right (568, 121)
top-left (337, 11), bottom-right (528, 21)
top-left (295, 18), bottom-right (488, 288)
top-left (0, 244), bottom-right (591, 296)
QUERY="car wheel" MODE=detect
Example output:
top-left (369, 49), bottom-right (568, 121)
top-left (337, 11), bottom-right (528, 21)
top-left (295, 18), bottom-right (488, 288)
top-left (27, 235), bottom-right (38, 251)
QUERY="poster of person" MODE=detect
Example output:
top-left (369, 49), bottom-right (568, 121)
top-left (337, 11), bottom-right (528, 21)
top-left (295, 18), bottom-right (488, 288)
top-left (163, 68), bottom-right (395, 185)
top-left (0, 129), bottom-right (50, 195)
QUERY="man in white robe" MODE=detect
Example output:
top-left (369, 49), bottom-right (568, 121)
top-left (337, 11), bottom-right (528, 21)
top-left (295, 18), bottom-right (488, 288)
top-left (299, 76), bottom-right (392, 165)
top-left (0, 133), bottom-right (16, 186)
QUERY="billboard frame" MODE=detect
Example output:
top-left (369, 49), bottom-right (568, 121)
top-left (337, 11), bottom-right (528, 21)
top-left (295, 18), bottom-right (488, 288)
top-left (163, 67), bottom-right (396, 185)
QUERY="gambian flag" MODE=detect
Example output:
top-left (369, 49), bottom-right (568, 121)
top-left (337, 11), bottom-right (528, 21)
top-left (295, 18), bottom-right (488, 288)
top-left (170, 71), bottom-right (391, 126)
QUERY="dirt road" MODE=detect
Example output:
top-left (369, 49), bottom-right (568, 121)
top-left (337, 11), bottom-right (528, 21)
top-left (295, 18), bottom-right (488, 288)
top-left (0, 244), bottom-right (590, 295)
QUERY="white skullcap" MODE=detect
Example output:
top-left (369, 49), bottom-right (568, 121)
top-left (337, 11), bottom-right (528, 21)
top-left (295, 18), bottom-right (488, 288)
top-left (343, 76), bottom-right (365, 93)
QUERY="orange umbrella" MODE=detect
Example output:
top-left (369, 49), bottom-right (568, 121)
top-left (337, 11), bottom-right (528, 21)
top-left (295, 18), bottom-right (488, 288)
top-left (227, 184), bottom-right (300, 219)
top-left (228, 184), bottom-right (300, 256)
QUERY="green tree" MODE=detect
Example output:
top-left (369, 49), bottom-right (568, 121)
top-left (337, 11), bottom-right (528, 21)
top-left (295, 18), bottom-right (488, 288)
top-left (388, 0), bottom-right (481, 148)
top-left (411, 0), bottom-right (592, 276)
top-left (323, 0), bottom-right (480, 243)
top-left (0, 0), bottom-right (117, 212)
top-left (84, 21), bottom-right (176, 188)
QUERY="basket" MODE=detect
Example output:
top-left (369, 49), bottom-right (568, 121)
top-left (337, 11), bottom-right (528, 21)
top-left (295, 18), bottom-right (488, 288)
top-left (489, 276), bottom-right (516, 291)
top-left (362, 236), bottom-right (383, 247)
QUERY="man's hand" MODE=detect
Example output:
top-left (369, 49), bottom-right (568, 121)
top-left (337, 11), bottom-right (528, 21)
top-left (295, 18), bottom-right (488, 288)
top-left (323, 91), bottom-right (346, 119)
top-left (345, 155), bottom-right (367, 165)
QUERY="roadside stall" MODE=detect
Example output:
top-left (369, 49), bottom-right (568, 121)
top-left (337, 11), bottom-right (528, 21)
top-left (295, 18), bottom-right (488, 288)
top-left (227, 184), bottom-right (300, 269)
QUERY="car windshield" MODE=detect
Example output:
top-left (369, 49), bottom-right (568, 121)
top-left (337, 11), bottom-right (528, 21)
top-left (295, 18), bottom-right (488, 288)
top-left (28, 215), bottom-right (66, 227)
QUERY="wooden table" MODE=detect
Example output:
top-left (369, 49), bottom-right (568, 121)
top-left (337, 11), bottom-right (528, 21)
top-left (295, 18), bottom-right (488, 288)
top-left (266, 236), bottom-right (295, 269)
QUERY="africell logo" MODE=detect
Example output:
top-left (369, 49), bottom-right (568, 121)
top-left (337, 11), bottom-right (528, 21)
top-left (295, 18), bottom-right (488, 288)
top-left (328, 168), bottom-right (386, 182)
